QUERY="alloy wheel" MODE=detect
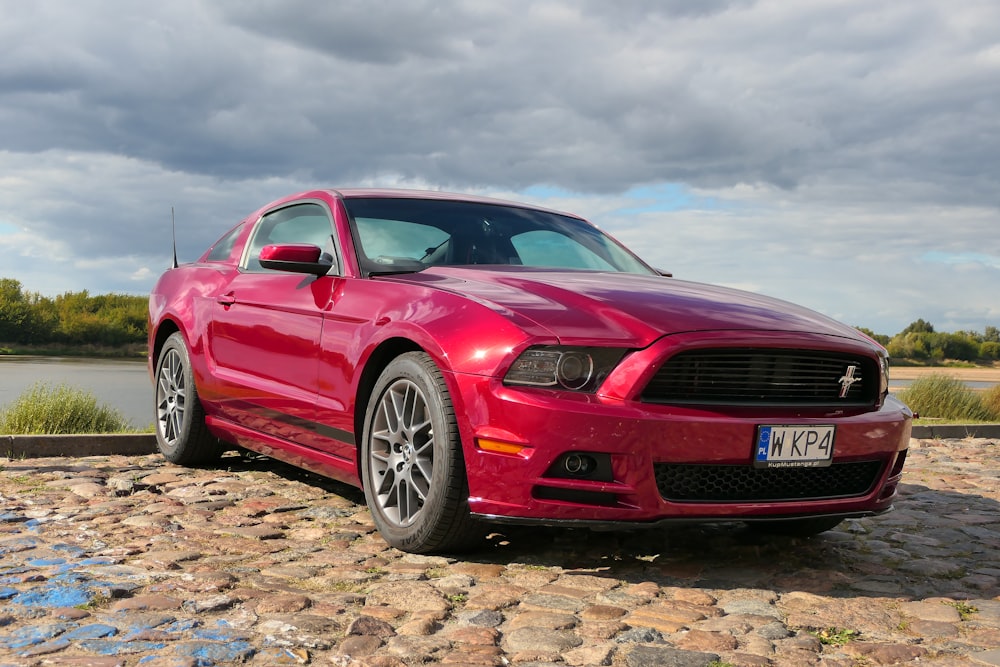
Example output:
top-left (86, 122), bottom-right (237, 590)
top-left (156, 348), bottom-right (186, 447)
top-left (368, 379), bottom-right (434, 527)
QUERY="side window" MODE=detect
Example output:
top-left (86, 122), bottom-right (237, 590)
top-left (205, 224), bottom-right (244, 262)
top-left (510, 230), bottom-right (617, 271)
top-left (244, 203), bottom-right (335, 273)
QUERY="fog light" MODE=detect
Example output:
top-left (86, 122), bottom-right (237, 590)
top-left (564, 453), bottom-right (596, 475)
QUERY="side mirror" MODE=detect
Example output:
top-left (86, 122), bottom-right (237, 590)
top-left (259, 244), bottom-right (335, 276)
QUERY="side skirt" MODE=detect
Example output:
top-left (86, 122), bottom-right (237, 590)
top-left (205, 415), bottom-right (362, 488)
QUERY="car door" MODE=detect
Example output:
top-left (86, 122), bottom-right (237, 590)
top-left (208, 202), bottom-right (337, 447)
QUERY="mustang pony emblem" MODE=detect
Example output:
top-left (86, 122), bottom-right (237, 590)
top-left (839, 364), bottom-right (861, 398)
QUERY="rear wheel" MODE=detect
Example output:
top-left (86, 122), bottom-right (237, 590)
top-left (361, 352), bottom-right (481, 553)
top-left (747, 516), bottom-right (844, 537)
top-left (154, 332), bottom-right (222, 465)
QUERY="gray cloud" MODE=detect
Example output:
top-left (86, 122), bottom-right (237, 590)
top-left (0, 0), bottom-right (997, 334)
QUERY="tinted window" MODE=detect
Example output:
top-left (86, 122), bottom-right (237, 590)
top-left (343, 198), bottom-right (654, 276)
top-left (205, 224), bottom-right (243, 262)
top-left (511, 230), bottom-right (618, 271)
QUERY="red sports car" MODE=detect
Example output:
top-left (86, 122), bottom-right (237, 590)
top-left (149, 188), bottom-right (912, 553)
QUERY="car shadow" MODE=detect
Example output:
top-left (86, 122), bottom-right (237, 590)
top-left (231, 452), bottom-right (1000, 601)
top-left (469, 481), bottom-right (1000, 600)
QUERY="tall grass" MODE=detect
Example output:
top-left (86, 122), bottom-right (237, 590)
top-left (0, 382), bottom-right (135, 434)
top-left (896, 374), bottom-right (998, 422)
top-left (982, 384), bottom-right (1000, 421)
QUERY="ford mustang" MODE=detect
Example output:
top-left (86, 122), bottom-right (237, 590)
top-left (148, 188), bottom-right (912, 553)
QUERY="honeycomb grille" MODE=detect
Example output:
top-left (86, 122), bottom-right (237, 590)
top-left (654, 460), bottom-right (884, 503)
top-left (641, 349), bottom-right (877, 407)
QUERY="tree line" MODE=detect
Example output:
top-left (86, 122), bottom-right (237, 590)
top-left (0, 277), bottom-right (998, 362)
top-left (0, 278), bottom-right (146, 348)
top-left (857, 319), bottom-right (999, 362)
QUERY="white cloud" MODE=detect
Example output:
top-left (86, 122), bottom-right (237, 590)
top-left (0, 1), bottom-right (997, 335)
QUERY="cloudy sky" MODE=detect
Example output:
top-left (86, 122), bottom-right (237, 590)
top-left (1, 0), bottom-right (997, 336)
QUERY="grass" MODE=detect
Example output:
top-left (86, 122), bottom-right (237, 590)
top-left (948, 600), bottom-right (978, 620)
top-left (0, 343), bottom-right (146, 358)
top-left (810, 627), bottom-right (860, 646)
top-left (0, 382), bottom-right (140, 434)
top-left (896, 374), bottom-right (999, 422)
top-left (982, 385), bottom-right (1000, 419)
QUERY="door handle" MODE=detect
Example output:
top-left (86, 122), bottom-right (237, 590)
top-left (218, 292), bottom-right (236, 306)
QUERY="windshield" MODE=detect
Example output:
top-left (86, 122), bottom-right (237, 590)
top-left (343, 197), bottom-right (656, 276)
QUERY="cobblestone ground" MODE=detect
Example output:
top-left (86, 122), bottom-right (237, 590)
top-left (1, 437), bottom-right (999, 667)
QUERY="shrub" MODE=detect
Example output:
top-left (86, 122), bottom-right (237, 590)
top-left (896, 374), bottom-right (993, 422)
top-left (982, 385), bottom-right (1000, 421)
top-left (0, 383), bottom-right (134, 435)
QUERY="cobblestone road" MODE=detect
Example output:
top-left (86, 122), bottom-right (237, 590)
top-left (1, 437), bottom-right (999, 666)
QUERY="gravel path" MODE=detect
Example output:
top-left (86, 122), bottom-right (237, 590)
top-left (1, 437), bottom-right (999, 666)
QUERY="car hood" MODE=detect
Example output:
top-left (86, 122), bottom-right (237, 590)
top-left (391, 267), bottom-right (867, 348)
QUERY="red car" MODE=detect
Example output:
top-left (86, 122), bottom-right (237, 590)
top-left (149, 189), bottom-right (912, 553)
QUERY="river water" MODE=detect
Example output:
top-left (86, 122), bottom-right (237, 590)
top-left (1, 357), bottom-right (994, 432)
top-left (0, 357), bottom-right (152, 428)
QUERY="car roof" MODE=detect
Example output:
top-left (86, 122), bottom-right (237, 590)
top-left (324, 188), bottom-right (587, 220)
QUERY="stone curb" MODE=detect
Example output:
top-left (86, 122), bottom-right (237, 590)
top-left (1, 433), bottom-right (157, 458)
top-left (2, 427), bottom-right (999, 460)
top-left (910, 424), bottom-right (1000, 439)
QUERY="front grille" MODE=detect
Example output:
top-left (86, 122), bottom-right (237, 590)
top-left (641, 349), bottom-right (877, 406)
top-left (654, 460), bottom-right (884, 503)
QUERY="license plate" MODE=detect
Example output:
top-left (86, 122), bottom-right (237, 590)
top-left (754, 425), bottom-right (835, 468)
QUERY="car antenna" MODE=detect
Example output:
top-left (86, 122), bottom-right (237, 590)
top-left (171, 206), bottom-right (179, 269)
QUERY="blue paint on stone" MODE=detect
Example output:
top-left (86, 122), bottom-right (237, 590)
top-left (0, 587), bottom-right (17, 600)
top-left (27, 558), bottom-right (66, 567)
top-left (164, 618), bottom-right (201, 632)
top-left (17, 636), bottom-right (71, 657)
top-left (0, 513), bottom-right (26, 523)
top-left (24, 519), bottom-right (42, 530)
top-left (175, 639), bottom-right (255, 663)
top-left (77, 556), bottom-right (118, 566)
top-left (0, 622), bottom-right (74, 649)
top-left (0, 537), bottom-right (38, 554)
top-left (64, 623), bottom-right (119, 640)
top-left (51, 571), bottom-right (88, 584)
top-left (51, 544), bottom-right (87, 558)
top-left (78, 638), bottom-right (168, 655)
top-left (119, 614), bottom-right (176, 639)
top-left (192, 626), bottom-right (247, 642)
top-left (12, 583), bottom-right (93, 609)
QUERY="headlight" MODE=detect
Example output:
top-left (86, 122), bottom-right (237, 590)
top-left (504, 346), bottom-right (627, 392)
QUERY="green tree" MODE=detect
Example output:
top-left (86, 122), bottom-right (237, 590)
top-left (0, 278), bottom-right (55, 344)
top-left (855, 326), bottom-right (890, 346)
top-left (935, 332), bottom-right (980, 361)
top-left (901, 319), bottom-right (935, 335)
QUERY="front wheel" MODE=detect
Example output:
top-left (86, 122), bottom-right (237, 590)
top-left (154, 332), bottom-right (222, 465)
top-left (361, 352), bottom-right (481, 553)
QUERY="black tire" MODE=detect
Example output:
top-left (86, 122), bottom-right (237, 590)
top-left (360, 352), bottom-right (482, 553)
top-left (154, 332), bottom-right (222, 465)
top-left (747, 516), bottom-right (844, 538)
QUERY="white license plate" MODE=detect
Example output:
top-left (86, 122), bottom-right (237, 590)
top-left (754, 425), bottom-right (835, 468)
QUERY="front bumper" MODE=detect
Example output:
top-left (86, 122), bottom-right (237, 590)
top-left (453, 370), bottom-right (912, 526)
